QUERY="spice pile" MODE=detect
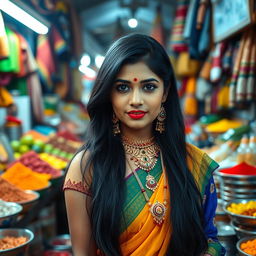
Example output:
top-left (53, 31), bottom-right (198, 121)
top-left (0, 200), bottom-right (21, 217)
top-left (0, 236), bottom-right (27, 250)
top-left (240, 238), bottom-right (256, 256)
top-left (0, 177), bottom-right (36, 202)
top-left (227, 200), bottom-right (256, 216)
top-left (220, 163), bottom-right (256, 175)
top-left (2, 162), bottom-right (51, 190)
top-left (10, 151), bottom-right (61, 178)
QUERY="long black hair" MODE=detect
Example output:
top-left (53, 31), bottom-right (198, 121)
top-left (82, 34), bottom-right (208, 256)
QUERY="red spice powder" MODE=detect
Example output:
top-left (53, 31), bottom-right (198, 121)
top-left (220, 162), bottom-right (256, 175)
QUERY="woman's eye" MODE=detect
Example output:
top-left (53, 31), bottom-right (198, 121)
top-left (143, 83), bottom-right (157, 91)
top-left (116, 84), bottom-right (129, 92)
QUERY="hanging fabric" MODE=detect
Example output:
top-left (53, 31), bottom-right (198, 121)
top-left (236, 29), bottom-right (253, 102)
top-left (229, 32), bottom-right (247, 107)
top-left (36, 33), bottom-right (56, 92)
top-left (169, 0), bottom-right (189, 53)
top-left (247, 32), bottom-right (256, 101)
top-left (0, 11), bottom-right (9, 60)
top-left (150, 5), bottom-right (165, 46)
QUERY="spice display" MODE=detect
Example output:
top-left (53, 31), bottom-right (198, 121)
top-left (0, 236), bottom-right (27, 250)
top-left (2, 162), bottom-right (50, 190)
top-left (240, 238), bottom-right (256, 256)
top-left (227, 200), bottom-right (256, 216)
top-left (0, 200), bottom-right (21, 217)
top-left (220, 162), bottom-right (256, 175)
top-left (205, 119), bottom-right (243, 133)
top-left (39, 153), bottom-right (67, 170)
top-left (10, 151), bottom-right (61, 178)
top-left (0, 177), bottom-right (36, 202)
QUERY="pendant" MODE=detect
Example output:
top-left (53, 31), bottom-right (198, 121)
top-left (145, 175), bottom-right (158, 191)
top-left (150, 201), bottom-right (167, 225)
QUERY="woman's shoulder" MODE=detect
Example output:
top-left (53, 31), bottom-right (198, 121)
top-left (64, 150), bottom-right (92, 195)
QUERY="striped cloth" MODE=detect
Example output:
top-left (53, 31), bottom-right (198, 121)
top-left (169, 0), bottom-right (189, 52)
top-left (236, 29), bottom-right (253, 102)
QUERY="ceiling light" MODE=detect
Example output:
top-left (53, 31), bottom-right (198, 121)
top-left (79, 65), bottom-right (96, 79)
top-left (128, 18), bottom-right (138, 28)
top-left (0, 0), bottom-right (49, 34)
top-left (95, 55), bottom-right (105, 69)
top-left (80, 54), bottom-right (91, 67)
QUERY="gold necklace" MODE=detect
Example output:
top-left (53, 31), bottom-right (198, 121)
top-left (126, 153), bottom-right (168, 225)
top-left (122, 135), bottom-right (160, 192)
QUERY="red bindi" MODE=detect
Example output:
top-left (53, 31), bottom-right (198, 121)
top-left (133, 78), bottom-right (138, 82)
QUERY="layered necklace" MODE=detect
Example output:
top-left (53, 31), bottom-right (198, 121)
top-left (122, 135), bottom-right (160, 192)
top-left (122, 135), bottom-right (168, 225)
top-left (126, 153), bottom-right (168, 225)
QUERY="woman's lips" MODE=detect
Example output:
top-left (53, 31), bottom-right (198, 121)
top-left (127, 111), bottom-right (146, 119)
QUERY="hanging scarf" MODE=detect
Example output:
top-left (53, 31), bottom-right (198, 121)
top-left (229, 32), bottom-right (247, 107)
top-left (236, 29), bottom-right (253, 102)
top-left (0, 11), bottom-right (9, 60)
top-left (170, 0), bottom-right (189, 53)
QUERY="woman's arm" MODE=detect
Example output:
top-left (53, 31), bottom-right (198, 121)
top-left (203, 177), bottom-right (226, 256)
top-left (64, 151), bottom-right (97, 256)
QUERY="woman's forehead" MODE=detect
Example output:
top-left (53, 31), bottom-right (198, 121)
top-left (116, 62), bottom-right (159, 80)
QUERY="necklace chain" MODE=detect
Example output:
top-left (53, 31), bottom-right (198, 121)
top-left (126, 153), bottom-right (168, 225)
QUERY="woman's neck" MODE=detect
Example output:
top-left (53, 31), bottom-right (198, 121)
top-left (120, 126), bottom-right (154, 141)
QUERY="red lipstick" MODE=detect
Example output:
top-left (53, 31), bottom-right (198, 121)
top-left (127, 110), bottom-right (146, 119)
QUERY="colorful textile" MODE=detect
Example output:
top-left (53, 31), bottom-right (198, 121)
top-left (183, 77), bottom-right (198, 116)
top-left (36, 34), bottom-right (56, 91)
top-left (119, 144), bottom-right (224, 255)
top-left (229, 32), bottom-right (247, 107)
top-left (0, 28), bottom-right (20, 73)
top-left (150, 5), bottom-right (165, 46)
top-left (236, 29), bottom-right (253, 102)
top-left (170, 0), bottom-right (189, 53)
top-left (247, 33), bottom-right (256, 101)
top-left (0, 11), bottom-right (9, 59)
top-left (51, 26), bottom-right (67, 56)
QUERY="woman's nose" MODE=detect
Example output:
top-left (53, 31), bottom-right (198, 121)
top-left (129, 88), bottom-right (143, 106)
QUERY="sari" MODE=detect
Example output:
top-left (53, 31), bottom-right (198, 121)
top-left (119, 143), bottom-right (224, 256)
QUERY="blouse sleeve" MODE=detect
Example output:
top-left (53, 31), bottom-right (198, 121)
top-left (203, 177), bottom-right (226, 256)
top-left (63, 151), bottom-right (92, 196)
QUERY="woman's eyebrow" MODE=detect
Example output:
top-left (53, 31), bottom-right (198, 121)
top-left (140, 78), bottom-right (159, 83)
top-left (114, 78), bottom-right (159, 83)
top-left (114, 79), bottom-right (131, 84)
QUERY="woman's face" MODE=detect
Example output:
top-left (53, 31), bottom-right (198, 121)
top-left (111, 61), bottom-right (167, 138)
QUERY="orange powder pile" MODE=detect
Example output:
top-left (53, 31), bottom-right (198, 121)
top-left (2, 162), bottom-right (51, 190)
top-left (0, 177), bottom-right (36, 202)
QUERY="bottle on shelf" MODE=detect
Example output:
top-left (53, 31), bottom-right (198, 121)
top-left (245, 135), bottom-right (256, 166)
top-left (236, 135), bottom-right (249, 164)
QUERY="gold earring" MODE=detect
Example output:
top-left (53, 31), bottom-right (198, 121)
top-left (156, 106), bottom-right (166, 133)
top-left (112, 113), bottom-right (121, 135)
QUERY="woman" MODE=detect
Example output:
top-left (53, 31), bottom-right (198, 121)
top-left (64, 34), bottom-right (225, 256)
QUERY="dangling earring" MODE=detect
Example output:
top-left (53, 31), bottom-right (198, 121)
top-left (112, 113), bottom-right (121, 135)
top-left (156, 106), bottom-right (166, 133)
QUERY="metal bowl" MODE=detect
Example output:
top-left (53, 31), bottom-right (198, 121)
top-left (231, 221), bottom-right (256, 239)
top-left (48, 234), bottom-right (72, 252)
top-left (216, 170), bottom-right (256, 186)
top-left (224, 199), bottom-right (256, 227)
top-left (236, 236), bottom-right (256, 256)
top-left (18, 190), bottom-right (40, 214)
top-left (0, 202), bottom-right (23, 228)
top-left (0, 228), bottom-right (34, 256)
